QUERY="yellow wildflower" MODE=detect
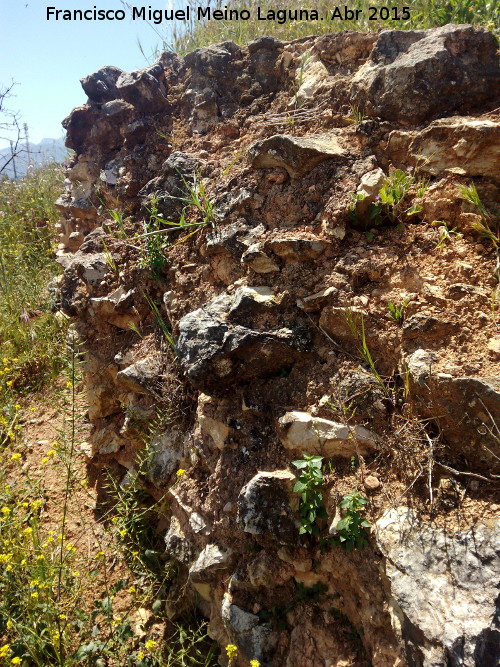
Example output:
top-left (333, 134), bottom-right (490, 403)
top-left (176, 468), bottom-right (186, 477)
top-left (1, 507), bottom-right (11, 516)
top-left (250, 661), bottom-right (260, 667)
top-left (11, 657), bottom-right (21, 664)
top-left (137, 652), bottom-right (145, 660)
top-left (41, 457), bottom-right (49, 465)
top-left (14, 404), bottom-right (20, 411)
top-left (10, 453), bottom-right (21, 461)
top-left (226, 644), bottom-right (238, 659)
top-left (119, 529), bottom-right (127, 538)
top-left (0, 645), bottom-right (9, 659)
top-left (46, 449), bottom-right (56, 457)
top-left (144, 639), bottom-right (157, 651)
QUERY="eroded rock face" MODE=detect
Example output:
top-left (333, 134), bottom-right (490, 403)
top-left (57, 23), bottom-right (500, 667)
top-left (176, 286), bottom-right (310, 387)
top-left (376, 508), bottom-right (500, 667)
top-left (387, 117), bottom-right (500, 183)
top-left (351, 25), bottom-right (500, 123)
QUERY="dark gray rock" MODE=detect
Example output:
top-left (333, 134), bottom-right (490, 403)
top-left (176, 286), bottom-right (310, 387)
top-left (248, 133), bottom-right (347, 179)
top-left (81, 65), bottom-right (124, 103)
top-left (237, 470), bottom-right (298, 542)
top-left (116, 65), bottom-right (168, 112)
top-left (101, 99), bottom-right (134, 119)
top-left (139, 152), bottom-right (202, 218)
top-left (376, 507), bottom-right (500, 667)
top-left (183, 42), bottom-right (240, 78)
top-left (164, 516), bottom-right (193, 564)
top-left (350, 25), bottom-right (500, 124)
top-left (146, 428), bottom-right (186, 488)
top-left (248, 36), bottom-right (283, 93)
top-left (222, 599), bottom-right (277, 663)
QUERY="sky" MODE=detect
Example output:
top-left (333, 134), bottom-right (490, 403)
top-left (0, 1), bottom-right (172, 148)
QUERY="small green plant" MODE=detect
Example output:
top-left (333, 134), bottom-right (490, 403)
top-left (334, 490), bottom-right (371, 551)
top-left (143, 293), bottom-right (176, 353)
top-left (101, 238), bottom-right (117, 273)
top-left (173, 170), bottom-right (216, 228)
top-left (387, 298), bottom-right (410, 324)
top-left (431, 220), bottom-right (462, 250)
top-left (349, 169), bottom-right (421, 228)
top-left (99, 198), bottom-right (127, 240)
top-left (292, 454), bottom-right (327, 537)
top-left (343, 309), bottom-right (387, 393)
top-left (459, 182), bottom-right (499, 249)
top-left (141, 197), bottom-right (169, 278)
top-left (345, 105), bottom-right (365, 125)
top-left (291, 51), bottom-right (311, 110)
top-left (377, 169), bottom-right (415, 223)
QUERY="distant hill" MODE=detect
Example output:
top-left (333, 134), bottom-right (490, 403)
top-left (0, 137), bottom-right (68, 179)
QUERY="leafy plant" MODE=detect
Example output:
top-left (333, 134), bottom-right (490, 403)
top-left (387, 298), bottom-right (410, 324)
top-left (349, 169), bottom-right (421, 228)
top-left (292, 454), bottom-right (327, 537)
top-left (431, 220), bottom-right (462, 250)
top-left (334, 491), bottom-right (371, 551)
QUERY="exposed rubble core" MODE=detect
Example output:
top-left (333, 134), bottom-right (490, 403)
top-left (56, 25), bottom-right (500, 667)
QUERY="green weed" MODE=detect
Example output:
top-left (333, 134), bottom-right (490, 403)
top-left (431, 220), bottom-right (462, 250)
top-left (292, 454), bottom-right (327, 537)
top-left (387, 298), bottom-right (410, 324)
top-left (333, 491), bottom-right (371, 551)
top-left (459, 182), bottom-right (499, 249)
top-left (143, 293), bottom-right (176, 353)
top-left (343, 309), bottom-right (386, 393)
top-left (155, 0), bottom-right (499, 55)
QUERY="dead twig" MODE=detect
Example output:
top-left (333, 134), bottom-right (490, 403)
top-left (436, 462), bottom-right (494, 483)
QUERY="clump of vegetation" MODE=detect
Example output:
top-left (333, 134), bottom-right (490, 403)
top-left (343, 309), bottom-right (387, 394)
top-left (460, 182), bottom-right (499, 248)
top-left (333, 491), bottom-right (371, 551)
top-left (431, 220), bottom-right (463, 250)
top-left (149, 0), bottom-right (499, 55)
top-left (387, 298), bottom-right (410, 324)
top-left (292, 454), bottom-right (327, 537)
top-left (0, 165), bottom-right (67, 443)
top-left (349, 169), bottom-right (427, 229)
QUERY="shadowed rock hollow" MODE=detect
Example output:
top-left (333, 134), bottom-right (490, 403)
top-left (56, 24), bottom-right (500, 667)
